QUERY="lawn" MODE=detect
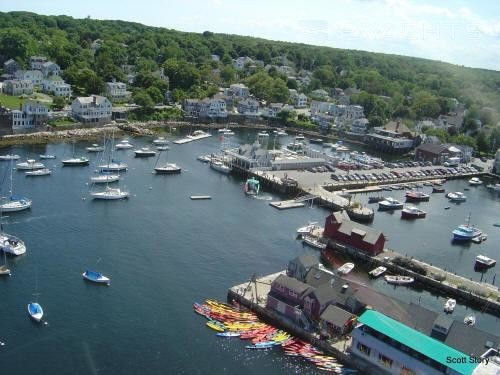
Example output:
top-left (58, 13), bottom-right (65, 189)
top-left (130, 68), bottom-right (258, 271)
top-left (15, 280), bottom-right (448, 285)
top-left (0, 93), bottom-right (23, 109)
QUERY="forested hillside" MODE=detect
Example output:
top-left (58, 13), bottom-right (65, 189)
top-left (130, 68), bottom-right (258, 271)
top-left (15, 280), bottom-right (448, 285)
top-left (0, 11), bottom-right (498, 151)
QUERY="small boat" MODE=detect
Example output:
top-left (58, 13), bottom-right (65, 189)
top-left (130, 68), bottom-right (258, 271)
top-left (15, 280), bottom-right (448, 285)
top-left (296, 222), bottom-right (318, 235)
top-left (443, 298), bottom-right (456, 313)
top-left (90, 173), bottom-right (120, 184)
top-left (464, 314), bottom-right (476, 326)
top-left (210, 161), bottom-right (231, 174)
top-left (91, 187), bottom-right (129, 200)
top-left (309, 138), bottom-right (323, 144)
top-left (302, 235), bottom-right (327, 250)
top-left (401, 206), bottom-right (427, 219)
top-left (0, 233), bottom-right (26, 256)
top-left (0, 154), bottom-right (20, 161)
top-left (190, 196), bottom-right (211, 200)
top-left (384, 275), bottom-right (414, 285)
top-left (98, 161), bottom-right (128, 172)
top-left (223, 130), bottom-right (235, 136)
top-left (115, 140), bottom-right (134, 149)
top-left (405, 191), bottom-right (430, 202)
top-left (39, 154), bottom-right (56, 159)
top-left (206, 320), bottom-right (225, 332)
top-left (378, 197), bottom-right (403, 211)
top-left (475, 255), bottom-right (496, 269)
top-left (216, 332), bottom-right (240, 338)
top-left (197, 155), bottom-right (211, 163)
top-left (154, 163), bottom-right (181, 174)
top-left (432, 185), bottom-right (445, 193)
top-left (468, 177), bottom-right (483, 186)
top-left (276, 130), bottom-right (288, 136)
top-left (25, 168), bottom-right (51, 176)
top-left (218, 128), bottom-right (229, 133)
top-left (244, 178), bottom-right (260, 196)
top-left (27, 302), bottom-right (43, 322)
top-left (156, 145), bottom-right (170, 151)
top-left (337, 263), bottom-right (355, 275)
top-left (447, 192), bottom-right (466, 202)
top-left (452, 213), bottom-right (482, 241)
top-left (336, 146), bottom-right (350, 152)
top-left (0, 251), bottom-right (11, 276)
top-left (134, 147), bottom-right (156, 157)
top-left (86, 144), bottom-right (104, 152)
top-left (153, 137), bottom-right (169, 145)
top-left (0, 196), bottom-right (32, 212)
top-left (368, 266), bottom-right (387, 278)
top-left (295, 134), bottom-right (305, 141)
top-left (368, 196), bottom-right (385, 204)
top-left (62, 156), bottom-right (89, 166)
top-left (471, 234), bottom-right (488, 244)
top-left (16, 159), bottom-right (45, 170)
top-left (82, 270), bottom-right (110, 285)
top-left (257, 131), bottom-right (269, 138)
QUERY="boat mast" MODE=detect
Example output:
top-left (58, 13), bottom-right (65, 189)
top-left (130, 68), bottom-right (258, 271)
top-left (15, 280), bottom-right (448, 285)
top-left (9, 159), bottom-right (13, 197)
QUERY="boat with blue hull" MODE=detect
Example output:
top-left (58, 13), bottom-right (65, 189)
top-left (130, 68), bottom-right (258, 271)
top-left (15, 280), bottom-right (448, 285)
top-left (82, 270), bottom-right (111, 285)
top-left (452, 213), bottom-right (482, 241)
top-left (27, 302), bottom-right (44, 322)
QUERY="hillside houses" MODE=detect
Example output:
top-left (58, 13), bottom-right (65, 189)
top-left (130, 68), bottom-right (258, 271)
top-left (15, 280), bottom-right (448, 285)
top-left (181, 98), bottom-right (227, 118)
top-left (11, 101), bottom-right (49, 129)
top-left (14, 70), bottom-right (43, 87)
top-left (105, 79), bottom-right (131, 102)
top-left (71, 95), bottom-right (112, 124)
top-left (3, 79), bottom-right (33, 96)
top-left (42, 76), bottom-right (72, 97)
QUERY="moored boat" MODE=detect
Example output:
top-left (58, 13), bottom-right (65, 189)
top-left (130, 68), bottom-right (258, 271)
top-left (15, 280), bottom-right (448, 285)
top-left (296, 222), bottom-right (318, 236)
top-left (0, 196), bottom-right (32, 212)
top-left (443, 298), bottom-right (456, 313)
top-left (25, 168), bottom-right (51, 176)
top-left (0, 233), bottom-right (26, 256)
top-left (309, 138), bottom-right (323, 144)
top-left (384, 275), bottom-right (414, 285)
top-left (90, 173), bottom-right (120, 184)
top-left (337, 262), bottom-right (354, 275)
top-left (154, 163), bottom-right (182, 174)
top-left (39, 154), bottom-right (56, 159)
top-left (134, 147), bottom-right (156, 157)
top-left (432, 185), bottom-right (445, 193)
top-left (244, 178), bottom-right (260, 196)
top-left (378, 197), bottom-right (403, 211)
top-left (0, 251), bottom-right (11, 276)
top-left (62, 156), bottom-right (89, 166)
top-left (302, 235), bottom-right (327, 250)
top-left (27, 302), bottom-right (43, 322)
top-left (98, 161), bottom-right (128, 172)
top-left (152, 137), bottom-right (169, 145)
top-left (91, 187), bottom-right (129, 200)
top-left (368, 266), bottom-right (387, 278)
top-left (452, 213), bottom-right (482, 241)
top-left (115, 140), bottom-right (134, 149)
top-left (16, 159), bottom-right (45, 170)
top-left (197, 155), bottom-right (211, 163)
top-left (210, 160), bottom-right (231, 174)
top-left (464, 314), bottom-right (476, 326)
top-left (447, 192), bottom-right (466, 202)
top-left (368, 196), bottom-right (385, 204)
top-left (82, 270), bottom-right (110, 285)
top-left (468, 177), bottom-right (483, 186)
top-left (401, 206), bottom-right (427, 219)
top-left (405, 191), bottom-right (430, 202)
top-left (86, 144), bottom-right (104, 152)
top-left (474, 255), bottom-right (496, 269)
top-left (0, 154), bottom-right (20, 161)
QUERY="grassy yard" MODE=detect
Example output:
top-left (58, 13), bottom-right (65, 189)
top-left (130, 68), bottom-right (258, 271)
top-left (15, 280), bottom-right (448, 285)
top-left (48, 118), bottom-right (76, 126)
top-left (0, 93), bottom-right (23, 109)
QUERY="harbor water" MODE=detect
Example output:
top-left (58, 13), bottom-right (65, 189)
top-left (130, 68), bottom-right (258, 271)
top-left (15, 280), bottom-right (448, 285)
top-left (0, 130), bottom-right (499, 374)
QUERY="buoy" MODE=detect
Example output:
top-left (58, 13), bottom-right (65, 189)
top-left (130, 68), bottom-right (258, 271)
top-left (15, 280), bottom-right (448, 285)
top-left (149, 187), bottom-right (153, 190)
top-left (82, 197), bottom-right (86, 201)
top-left (444, 206), bottom-right (450, 210)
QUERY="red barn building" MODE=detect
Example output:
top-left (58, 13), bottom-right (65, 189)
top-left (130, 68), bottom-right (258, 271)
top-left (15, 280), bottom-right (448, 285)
top-left (324, 211), bottom-right (385, 255)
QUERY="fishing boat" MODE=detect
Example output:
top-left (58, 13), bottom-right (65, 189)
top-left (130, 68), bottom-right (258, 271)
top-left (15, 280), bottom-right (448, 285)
top-left (474, 255), bottom-right (496, 269)
top-left (452, 213), bottom-right (482, 241)
top-left (447, 192), bottom-right (466, 202)
top-left (62, 156), bottom-right (89, 166)
top-left (401, 206), bottom-right (427, 219)
top-left (296, 222), bottom-right (318, 236)
top-left (1, 161), bottom-right (32, 212)
top-left (302, 235), bottom-right (327, 250)
top-left (468, 177), bottom-right (483, 186)
top-left (85, 144), bottom-right (104, 152)
top-left (82, 270), bottom-right (110, 285)
top-left (134, 147), bottom-right (156, 157)
top-left (210, 160), bottom-right (231, 174)
top-left (90, 172), bottom-right (120, 184)
top-left (464, 314), bottom-right (476, 326)
top-left (368, 266), bottom-right (387, 278)
top-left (154, 148), bottom-right (181, 174)
top-left (405, 191), bottom-right (430, 202)
top-left (0, 154), bottom-right (20, 161)
top-left (337, 263), bottom-right (355, 275)
top-left (16, 159), bottom-right (45, 170)
top-left (91, 186), bottom-right (129, 200)
top-left (27, 302), bottom-right (44, 322)
top-left (368, 196), bottom-right (385, 204)
top-left (152, 137), bottom-right (169, 145)
top-left (384, 275), bottom-right (414, 285)
top-left (0, 251), bottom-right (11, 276)
top-left (378, 197), bottom-right (403, 211)
top-left (25, 168), bottom-right (51, 176)
top-left (39, 154), bottom-right (56, 159)
top-left (115, 139), bottom-right (134, 149)
top-left (443, 298), bottom-right (456, 313)
top-left (244, 178), bottom-right (260, 196)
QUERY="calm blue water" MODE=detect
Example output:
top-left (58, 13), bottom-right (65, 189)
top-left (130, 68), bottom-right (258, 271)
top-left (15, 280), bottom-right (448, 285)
top-left (0, 130), bottom-right (498, 374)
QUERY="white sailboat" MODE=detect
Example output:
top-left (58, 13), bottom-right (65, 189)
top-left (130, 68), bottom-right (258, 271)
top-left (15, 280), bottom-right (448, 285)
top-left (98, 135), bottom-right (128, 171)
top-left (25, 168), bottom-right (51, 176)
top-left (27, 273), bottom-right (44, 323)
top-left (16, 159), bottom-right (45, 170)
top-left (0, 204), bottom-right (27, 256)
top-left (0, 160), bottom-right (32, 212)
top-left (62, 142), bottom-right (89, 166)
top-left (154, 148), bottom-right (181, 174)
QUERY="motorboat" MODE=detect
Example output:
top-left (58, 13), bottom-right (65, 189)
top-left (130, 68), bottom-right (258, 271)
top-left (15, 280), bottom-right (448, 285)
top-left (0, 196), bottom-right (32, 212)
top-left (27, 302), bottom-right (43, 322)
top-left (302, 235), bottom-right (327, 250)
top-left (98, 161), bottom-right (128, 172)
top-left (296, 222), bottom-right (318, 235)
top-left (16, 159), bottom-right (45, 170)
top-left (276, 130), bottom-right (288, 136)
top-left (384, 275), bottom-right (414, 285)
top-left (197, 155), bottom-right (211, 163)
top-left (368, 196), bottom-right (385, 204)
top-left (337, 262), bottom-right (355, 275)
top-left (154, 163), bottom-right (182, 174)
top-left (90, 173), bottom-right (120, 184)
top-left (336, 146), bottom-right (350, 152)
top-left (309, 138), bottom-right (323, 144)
top-left (86, 144), bottom-right (104, 152)
top-left (432, 185), bottom-right (445, 193)
top-left (153, 137), bottom-right (169, 145)
top-left (286, 142), bottom-right (306, 152)
top-left (156, 145), bottom-right (170, 151)
top-left (0, 233), bottom-right (26, 256)
top-left (378, 197), bottom-right (403, 211)
top-left (368, 266), bottom-right (387, 278)
top-left (405, 191), bottom-right (430, 202)
top-left (447, 192), bottom-right (466, 202)
top-left (475, 255), bottom-right (496, 269)
top-left (257, 131), bottom-right (269, 138)
top-left (223, 130), bottom-right (235, 136)
top-left (401, 206), bottom-right (427, 219)
top-left (468, 177), bottom-right (483, 186)
top-left (464, 314), bottom-right (476, 326)
top-left (115, 140), bottom-right (134, 149)
top-left (39, 154), bottom-right (56, 159)
top-left (244, 177), bottom-right (260, 196)
top-left (444, 298), bottom-right (456, 313)
top-left (62, 156), bottom-right (89, 166)
top-left (0, 154), bottom-right (20, 161)
top-left (82, 270), bottom-right (110, 285)
top-left (323, 142), bottom-right (335, 148)
top-left (91, 187), bottom-right (129, 200)
top-left (295, 134), bottom-right (305, 141)
top-left (452, 213), bottom-right (482, 241)
top-left (25, 168), bottom-right (51, 176)
top-left (134, 147), bottom-right (157, 157)
top-left (210, 160), bottom-right (231, 174)
top-left (218, 128), bottom-right (230, 133)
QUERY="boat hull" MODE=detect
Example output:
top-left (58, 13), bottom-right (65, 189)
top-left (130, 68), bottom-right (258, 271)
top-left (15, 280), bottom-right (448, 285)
top-left (155, 167), bottom-right (181, 174)
top-left (62, 160), bottom-right (89, 166)
top-left (27, 303), bottom-right (43, 322)
top-left (0, 200), bottom-right (32, 212)
top-left (82, 272), bottom-right (110, 284)
top-left (401, 211), bottom-right (426, 219)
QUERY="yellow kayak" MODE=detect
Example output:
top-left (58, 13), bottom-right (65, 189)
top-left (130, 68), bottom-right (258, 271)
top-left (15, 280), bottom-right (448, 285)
top-left (206, 321), bottom-right (225, 332)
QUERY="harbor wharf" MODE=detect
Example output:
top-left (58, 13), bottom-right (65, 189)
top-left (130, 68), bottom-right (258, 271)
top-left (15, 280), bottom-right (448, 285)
top-left (227, 273), bottom-right (377, 375)
top-left (325, 241), bottom-right (500, 316)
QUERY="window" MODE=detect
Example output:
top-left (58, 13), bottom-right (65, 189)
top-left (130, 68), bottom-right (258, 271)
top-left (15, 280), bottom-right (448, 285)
top-left (378, 354), bottom-right (393, 368)
top-left (356, 342), bottom-right (371, 356)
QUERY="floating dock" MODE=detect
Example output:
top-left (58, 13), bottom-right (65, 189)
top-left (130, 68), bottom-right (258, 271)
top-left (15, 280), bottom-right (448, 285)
top-left (269, 200), bottom-right (305, 210)
top-left (190, 195), bottom-right (212, 200)
top-left (173, 133), bottom-right (212, 144)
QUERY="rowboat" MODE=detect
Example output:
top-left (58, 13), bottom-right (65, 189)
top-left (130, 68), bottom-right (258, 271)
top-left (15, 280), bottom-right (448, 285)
top-left (337, 263), bottom-right (354, 275)
top-left (444, 298), bottom-right (456, 313)
top-left (82, 270), bottom-right (110, 285)
top-left (384, 275), bottom-right (414, 285)
top-left (368, 266), bottom-right (387, 278)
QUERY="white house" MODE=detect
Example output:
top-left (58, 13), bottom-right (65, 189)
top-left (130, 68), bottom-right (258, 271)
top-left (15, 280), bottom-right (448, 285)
top-left (345, 105), bottom-right (364, 120)
top-left (226, 83), bottom-right (250, 99)
top-left (233, 56), bottom-right (253, 70)
top-left (198, 98), bottom-right (227, 118)
top-left (29, 56), bottom-right (47, 70)
top-left (12, 101), bottom-right (49, 129)
top-left (14, 70), bottom-right (44, 87)
top-left (71, 95), bottom-right (112, 124)
top-left (3, 80), bottom-right (33, 96)
top-left (41, 61), bottom-right (61, 78)
top-left (42, 76), bottom-right (72, 97)
top-left (105, 79), bottom-right (131, 102)
top-left (296, 93), bottom-right (307, 108)
top-left (349, 118), bottom-right (369, 134)
top-left (237, 98), bottom-right (259, 116)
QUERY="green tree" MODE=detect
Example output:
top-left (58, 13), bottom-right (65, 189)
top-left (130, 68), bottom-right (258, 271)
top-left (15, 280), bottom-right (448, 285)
top-left (0, 28), bottom-right (36, 65)
top-left (133, 90), bottom-right (154, 110)
top-left (220, 65), bottom-right (236, 83)
top-left (146, 86), bottom-right (163, 104)
top-left (52, 96), bottom-right (66, 110)
top-left (476, 131), bottom-right (489, 153)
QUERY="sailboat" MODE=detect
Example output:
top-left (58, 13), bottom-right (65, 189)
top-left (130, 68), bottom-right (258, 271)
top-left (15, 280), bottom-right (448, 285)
top-left (0, 251), bottom-right (11, 276)
top-left (62, 142), bottom-right (89, 166)
top-left (154, 148), bottom-right (181, 174)
top-left (0, 160), bottom-right (32, 212)
top-left (82, 270), bottom-right (110, 285)
top-left (90, 135), bottom-right (120, 184)
top-left (27, 272), bottom-right (44, 323)
top-left (98, 133), bottom-right (128, 172)
top-left (0, 207), bottom-right (26, 256)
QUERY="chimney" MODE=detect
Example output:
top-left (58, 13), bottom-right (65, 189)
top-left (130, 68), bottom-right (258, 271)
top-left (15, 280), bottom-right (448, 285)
top-left (93, 95), bottom-right (97, 106)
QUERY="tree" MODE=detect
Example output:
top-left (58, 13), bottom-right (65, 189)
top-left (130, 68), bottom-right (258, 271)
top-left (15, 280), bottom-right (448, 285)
top-left (476, 131), bottom-right (489, 153)
top-left (146, 86), bottom-right (163, 104)
top-left (52, 96), bottom-right (66, 110)
top-left (220, 65), bottom-right (236, 83)
top-left (0, 28), bottom-right (36, 65)
top-left (450, 134), bottom-right (476, 148)
top-left (133, 90), bottom-right (154, 110)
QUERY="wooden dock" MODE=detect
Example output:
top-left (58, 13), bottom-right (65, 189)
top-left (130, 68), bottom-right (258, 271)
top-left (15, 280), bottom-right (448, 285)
top-left (173, 133), bottom-right (212, 144)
